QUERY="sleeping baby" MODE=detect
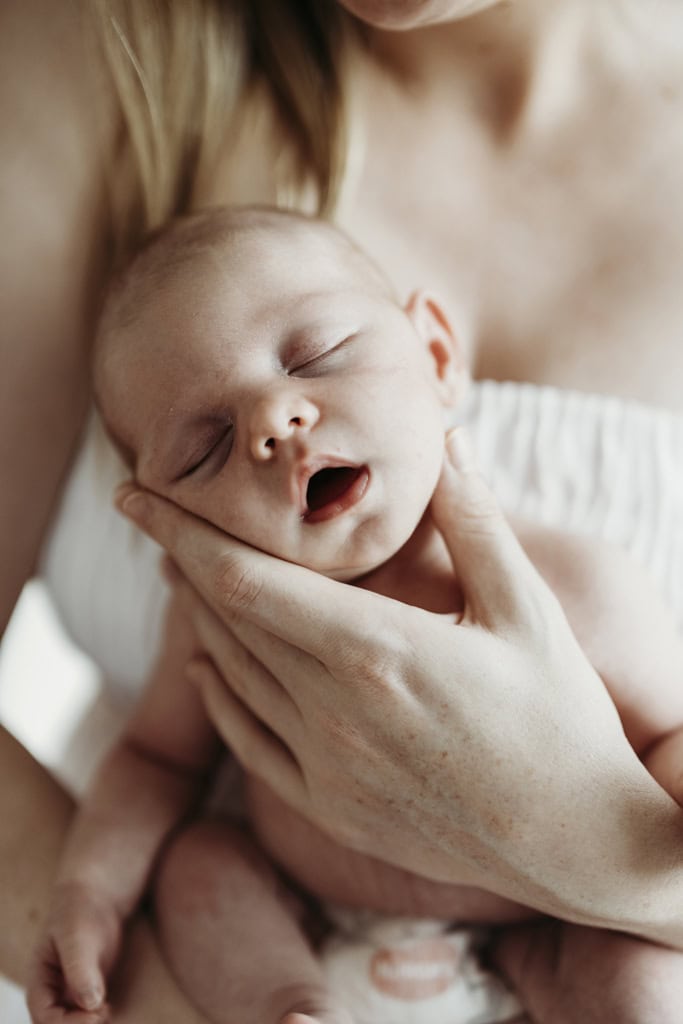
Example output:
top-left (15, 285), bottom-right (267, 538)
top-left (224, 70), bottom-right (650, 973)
top-left (28, 206), bottom-right (683, 1024)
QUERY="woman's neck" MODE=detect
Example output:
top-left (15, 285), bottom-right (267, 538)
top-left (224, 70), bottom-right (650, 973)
top-left (362, 0), bottom-right (652, 144)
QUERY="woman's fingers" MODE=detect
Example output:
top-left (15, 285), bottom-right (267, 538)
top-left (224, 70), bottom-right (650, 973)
top-left (432, 430), bottom-right (554, 628)
top-left (186, 658), bottom-right (306, 809)
top-left (186, 592), bottom-right (306, 744)
top-left (117, 486), bottom-right (392, 662)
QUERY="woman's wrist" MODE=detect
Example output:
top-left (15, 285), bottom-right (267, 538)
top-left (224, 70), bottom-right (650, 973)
top-left (610, 796), bottom-right (683, 949)
top-left (542, 778), bottom-right (683, 948)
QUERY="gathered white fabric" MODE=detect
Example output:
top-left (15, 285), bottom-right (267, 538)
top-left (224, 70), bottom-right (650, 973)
top-left (463, 380), bottom-right (683, 626)
top-left (320, 911), bottom-right (521, 1024)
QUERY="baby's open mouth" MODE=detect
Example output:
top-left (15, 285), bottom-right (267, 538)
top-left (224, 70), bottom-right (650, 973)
top-left (303, 465), bottom-right (369, 523)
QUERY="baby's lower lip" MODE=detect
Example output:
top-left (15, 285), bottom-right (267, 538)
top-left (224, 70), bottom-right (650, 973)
top-left (303, 465), bottom-right (370, 524)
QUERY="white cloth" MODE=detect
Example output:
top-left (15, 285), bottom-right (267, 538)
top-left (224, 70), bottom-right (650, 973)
top-left (320, 912), bottom-right (521, 1024)
top-left (37, 381), bottom-right (683, 1024)
top-left (464, 381), bottom-right (683, 625)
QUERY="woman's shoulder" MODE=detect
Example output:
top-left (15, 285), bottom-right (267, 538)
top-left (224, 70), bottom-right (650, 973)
top-left (1, 0), bottom-right (115, 276)
top-left (0, 1), bottom-right (117, 635)
top-left (1, 0), bottom-right (112, 145)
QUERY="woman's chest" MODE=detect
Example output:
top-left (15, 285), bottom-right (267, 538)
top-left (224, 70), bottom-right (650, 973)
top-left (343, 81), bottom-right (683, 412)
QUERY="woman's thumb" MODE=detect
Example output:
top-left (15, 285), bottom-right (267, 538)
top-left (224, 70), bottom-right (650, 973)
top-left (431, 429), bottom-right (540, 625)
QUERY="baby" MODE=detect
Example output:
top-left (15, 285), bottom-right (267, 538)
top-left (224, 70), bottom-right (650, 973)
top-left (28, 206), bottom-right (683, 1024)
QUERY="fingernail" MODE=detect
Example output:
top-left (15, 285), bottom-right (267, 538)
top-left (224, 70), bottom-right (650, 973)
top-left (446, 428), bottom-right (475, 471)
top-left (80, 988), bottom-right (104, 1011)
top-left (114, 485), bottom-right (149, 522)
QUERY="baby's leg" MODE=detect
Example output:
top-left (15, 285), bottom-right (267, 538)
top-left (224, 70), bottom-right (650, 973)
top-left (491, 918), bottom-right (683, 1023)
top-left (153, 819), bottom-right (351, 1024)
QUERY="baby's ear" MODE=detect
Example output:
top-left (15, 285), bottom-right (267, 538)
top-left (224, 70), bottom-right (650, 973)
top-left (404, 289), bottom-right (468, 407)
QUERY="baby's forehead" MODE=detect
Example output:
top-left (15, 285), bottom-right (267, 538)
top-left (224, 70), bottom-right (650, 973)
top-left (95, 210), bottom-right (391, 385)
top-left (216, 215), bottom-right (377, 287)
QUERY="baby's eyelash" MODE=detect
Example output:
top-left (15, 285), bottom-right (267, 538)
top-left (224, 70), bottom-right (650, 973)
top-left (289, 334), bottom-right (355, 375)
top-left (180, 427), bottom-right (233, 479)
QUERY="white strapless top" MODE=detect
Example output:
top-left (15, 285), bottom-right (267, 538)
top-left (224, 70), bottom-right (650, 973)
top-left (40, 381), bottom-right (683, 706)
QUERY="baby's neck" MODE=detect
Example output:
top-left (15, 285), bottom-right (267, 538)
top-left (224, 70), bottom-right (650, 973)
top-left (356, 513), bottom-right (463, 616)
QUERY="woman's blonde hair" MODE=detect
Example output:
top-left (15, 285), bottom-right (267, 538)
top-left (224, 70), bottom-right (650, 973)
top-left (87, 0), bottom-right (361, 263)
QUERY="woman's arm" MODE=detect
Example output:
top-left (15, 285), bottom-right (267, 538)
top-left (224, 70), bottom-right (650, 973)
top-left (28, 596), bottom-right (221, 1020)
top-left (0, 0), bottom-right (109, 979)
top-left (0, 0), bottom-right (101, 637)
top-left (117, 430), bottom-right (683, 948)
top-left (0, 6), bottom-right (215, 1019)
top-left (0, 729), bottom-right (207, 1024)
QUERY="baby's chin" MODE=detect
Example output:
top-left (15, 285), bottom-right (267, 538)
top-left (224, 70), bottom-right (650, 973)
top-left (290, 511), bottom-right (429, 582)
top-left (298, 537), bottom-right (408, 584)
top-left (320, 558), bottom-right (388, 584)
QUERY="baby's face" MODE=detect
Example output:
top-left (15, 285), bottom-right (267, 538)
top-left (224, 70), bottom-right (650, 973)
top-left (100, 224), bottom-right (461, 580)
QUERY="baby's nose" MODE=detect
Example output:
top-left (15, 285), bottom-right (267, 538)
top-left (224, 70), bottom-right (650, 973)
top-left (249, 392), bottom-right (319, 460)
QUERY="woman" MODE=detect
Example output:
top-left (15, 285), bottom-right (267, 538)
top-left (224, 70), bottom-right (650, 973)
top-left (3, 0), bottom-right (683, 1020)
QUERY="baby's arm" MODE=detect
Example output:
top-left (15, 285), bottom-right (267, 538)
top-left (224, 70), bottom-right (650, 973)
top-left (517, 523), bottom-right (683, 795)
top-left (28, 593), bottom-right (221, 1023)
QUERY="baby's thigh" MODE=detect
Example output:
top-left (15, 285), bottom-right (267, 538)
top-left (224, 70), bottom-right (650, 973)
top-left (153, 818), bottom-right (303, 933)
top-left (492, 919), bottom-right (683, 1024)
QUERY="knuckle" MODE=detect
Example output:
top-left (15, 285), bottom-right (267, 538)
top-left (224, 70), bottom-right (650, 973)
top-left (212, 552), bottom-right (264, 612)
top-left (334, 613), bottom-right (412, 691)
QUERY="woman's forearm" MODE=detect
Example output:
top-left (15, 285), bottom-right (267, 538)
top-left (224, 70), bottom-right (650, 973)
top-left (0, 725), bottom-right (73, 983)
top-left (0, 727), bottom-right (209, 1022)
top-left (517, 767), bottom-right (683, 948)
top-left (607, 791), bottom-right (683, 950)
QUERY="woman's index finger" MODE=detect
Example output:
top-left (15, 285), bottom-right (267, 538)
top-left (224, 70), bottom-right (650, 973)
top-left (117, 485), bottom-right (378, 660)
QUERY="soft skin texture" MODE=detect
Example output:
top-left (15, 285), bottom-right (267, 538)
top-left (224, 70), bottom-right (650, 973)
top-left (6, 0), bottom-right (683, 1017)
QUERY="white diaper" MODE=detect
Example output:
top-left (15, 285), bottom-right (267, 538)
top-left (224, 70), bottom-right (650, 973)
top-left (320, 910), bottom-right (522, 1024)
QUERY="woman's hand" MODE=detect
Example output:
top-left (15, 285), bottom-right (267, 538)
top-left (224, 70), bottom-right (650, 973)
top-left (117, 430), bottom-right (683, 940)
